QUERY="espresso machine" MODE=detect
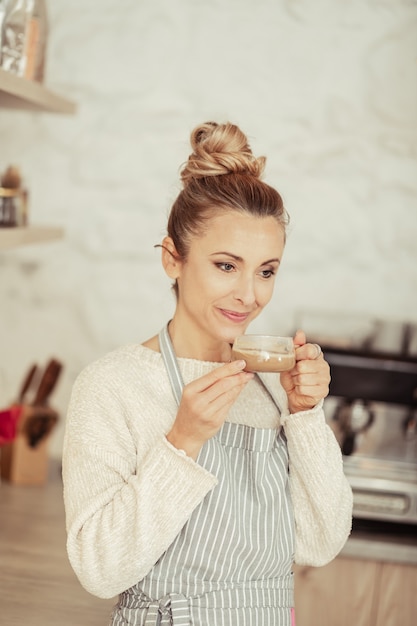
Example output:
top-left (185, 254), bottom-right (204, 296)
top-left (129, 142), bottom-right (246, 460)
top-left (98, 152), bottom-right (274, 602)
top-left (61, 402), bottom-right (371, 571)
top-left (296, 313), bottom-right (417, 529)
top-left (323, 345), bottom-right (417, 527)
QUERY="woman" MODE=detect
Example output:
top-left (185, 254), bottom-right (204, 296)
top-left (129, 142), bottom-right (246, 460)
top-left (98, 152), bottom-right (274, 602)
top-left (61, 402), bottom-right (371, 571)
top-left (63, 121), bottom-right (353, 626)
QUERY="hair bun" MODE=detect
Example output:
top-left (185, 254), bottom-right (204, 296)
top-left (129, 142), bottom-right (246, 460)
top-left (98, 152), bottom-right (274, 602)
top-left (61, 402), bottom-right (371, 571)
top-left (180, 121), bottom-right (266, 186)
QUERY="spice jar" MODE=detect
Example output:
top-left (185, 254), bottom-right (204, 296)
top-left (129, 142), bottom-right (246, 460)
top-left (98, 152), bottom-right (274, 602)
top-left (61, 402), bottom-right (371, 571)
top-left (0, 166), bottom-right (28, 227)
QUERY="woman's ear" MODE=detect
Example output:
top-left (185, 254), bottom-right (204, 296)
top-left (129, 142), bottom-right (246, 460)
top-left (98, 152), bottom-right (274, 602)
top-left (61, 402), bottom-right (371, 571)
top-left (161, 236), bottom-right (181, 279)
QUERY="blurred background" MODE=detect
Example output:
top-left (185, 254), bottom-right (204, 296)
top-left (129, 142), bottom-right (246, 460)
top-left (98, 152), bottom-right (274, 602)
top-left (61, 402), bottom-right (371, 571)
top-left (1, 0), bottom-right (416, 459)
top-left (1, 2), bottom-right (416, 624)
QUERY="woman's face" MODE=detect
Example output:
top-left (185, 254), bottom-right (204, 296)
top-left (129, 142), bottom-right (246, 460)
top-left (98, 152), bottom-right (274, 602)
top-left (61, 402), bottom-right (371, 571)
top-left (169, 211), bottom-right (285, 360)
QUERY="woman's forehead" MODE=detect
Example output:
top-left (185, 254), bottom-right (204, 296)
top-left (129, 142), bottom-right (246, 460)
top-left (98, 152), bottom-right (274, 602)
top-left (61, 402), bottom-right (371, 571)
top-left (189, 212), bottom-right (285, 258)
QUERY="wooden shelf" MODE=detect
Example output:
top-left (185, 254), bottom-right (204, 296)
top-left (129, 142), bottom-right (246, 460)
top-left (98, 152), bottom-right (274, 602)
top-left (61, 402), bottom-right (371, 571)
top-left (0, 67), bottom-right (76, 114)
top-left (0, 226), bottom-right (64, 249)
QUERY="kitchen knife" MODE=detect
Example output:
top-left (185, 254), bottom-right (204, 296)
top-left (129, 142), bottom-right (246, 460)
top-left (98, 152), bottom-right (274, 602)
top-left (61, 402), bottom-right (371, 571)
top-left (32, 359), bottom-right (62, 406)
top-left (17, 363), bottom-right (39, 404)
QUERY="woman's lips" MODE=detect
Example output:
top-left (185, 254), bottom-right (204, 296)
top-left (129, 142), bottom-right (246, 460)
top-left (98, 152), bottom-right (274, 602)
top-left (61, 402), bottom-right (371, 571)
top-left (219, 308), bottom-right (250, 323)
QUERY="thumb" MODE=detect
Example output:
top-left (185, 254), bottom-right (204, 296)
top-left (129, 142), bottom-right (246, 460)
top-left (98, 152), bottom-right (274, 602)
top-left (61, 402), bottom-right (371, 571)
top-left (293, 329), bottom-right (306, 347)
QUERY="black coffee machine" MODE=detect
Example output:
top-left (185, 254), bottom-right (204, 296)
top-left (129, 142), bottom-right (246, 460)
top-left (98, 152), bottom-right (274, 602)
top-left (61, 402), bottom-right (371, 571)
top-left (323, 345), bottom-right (417, 525)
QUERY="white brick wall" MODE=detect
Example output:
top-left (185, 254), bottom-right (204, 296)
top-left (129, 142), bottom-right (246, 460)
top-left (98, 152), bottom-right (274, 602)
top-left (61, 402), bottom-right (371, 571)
top-left (1, 0), bottom-right (416, 458)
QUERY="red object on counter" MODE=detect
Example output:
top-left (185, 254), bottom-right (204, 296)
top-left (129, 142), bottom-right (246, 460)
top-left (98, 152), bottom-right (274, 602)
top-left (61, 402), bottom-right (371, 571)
top-left (0, 405), bottom-right (23, 445)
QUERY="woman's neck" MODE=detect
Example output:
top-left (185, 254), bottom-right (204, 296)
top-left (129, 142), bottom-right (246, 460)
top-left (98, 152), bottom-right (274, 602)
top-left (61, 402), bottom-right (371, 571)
top-left (168, 319), bottom-right (232, 362)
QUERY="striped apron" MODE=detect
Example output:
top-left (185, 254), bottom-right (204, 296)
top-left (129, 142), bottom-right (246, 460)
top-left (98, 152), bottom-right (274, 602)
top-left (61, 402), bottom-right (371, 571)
top-left (110, 326), bottom-right (295, 626)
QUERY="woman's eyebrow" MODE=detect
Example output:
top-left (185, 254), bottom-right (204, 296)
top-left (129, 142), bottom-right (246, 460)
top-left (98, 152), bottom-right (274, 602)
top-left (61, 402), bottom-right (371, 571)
top-left (209, 252), bottom-right (280, 265)
top-left (210, 251), bottom-right (243, 262)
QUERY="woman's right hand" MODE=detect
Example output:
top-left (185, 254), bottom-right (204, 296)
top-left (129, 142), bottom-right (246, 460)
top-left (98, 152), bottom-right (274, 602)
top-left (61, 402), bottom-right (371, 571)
top-left (166, 360), bottom-right (253, 460)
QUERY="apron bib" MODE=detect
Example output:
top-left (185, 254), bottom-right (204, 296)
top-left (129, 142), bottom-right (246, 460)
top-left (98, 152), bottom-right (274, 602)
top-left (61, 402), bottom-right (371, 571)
top-left (111, 325), bottom-right (295, 626)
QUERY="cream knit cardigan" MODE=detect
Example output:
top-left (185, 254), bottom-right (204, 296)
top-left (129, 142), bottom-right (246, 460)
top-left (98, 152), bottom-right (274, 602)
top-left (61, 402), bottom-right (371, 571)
top-left (62, 343), bottom-right (353, 599)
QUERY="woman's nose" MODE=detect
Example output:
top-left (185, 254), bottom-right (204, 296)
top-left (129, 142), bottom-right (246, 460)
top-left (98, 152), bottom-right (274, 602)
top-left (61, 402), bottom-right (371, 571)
top-left (233, 276), bottom-right (256, 306)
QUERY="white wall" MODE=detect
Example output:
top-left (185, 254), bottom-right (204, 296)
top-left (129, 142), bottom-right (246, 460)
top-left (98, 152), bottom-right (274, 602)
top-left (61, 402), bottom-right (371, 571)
top-left (1, 0), bottom-right (416, 458)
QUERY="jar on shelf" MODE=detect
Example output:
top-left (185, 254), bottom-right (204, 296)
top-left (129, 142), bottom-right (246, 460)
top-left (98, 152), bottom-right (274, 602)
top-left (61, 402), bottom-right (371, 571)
top-left (0, 165), bottom-right (28, 227)
top-left (0, 187), bottom-right (27, 227)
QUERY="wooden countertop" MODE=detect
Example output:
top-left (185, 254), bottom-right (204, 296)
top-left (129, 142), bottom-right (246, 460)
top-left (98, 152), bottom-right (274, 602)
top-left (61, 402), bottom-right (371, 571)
top-left (0, 462), bottom-right (115, 626)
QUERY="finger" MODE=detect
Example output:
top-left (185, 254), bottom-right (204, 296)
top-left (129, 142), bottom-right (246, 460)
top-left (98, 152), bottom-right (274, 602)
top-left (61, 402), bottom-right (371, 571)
top-left (189, 359), bottom-right (248, 394)
top-left (295, 342), bottom-right (324, 362)
top-left (292, 385), bottom-right (329, 402)
top-left (295, 357), bottom-right (329, 373)
top-left (208, 370), bottom-right (254, 401)
top-left (180, 376), bottom-right (252, 439)
top-left (189, 370), bottom-right (254, 410)
top-left (205, 378), bottom-right (252, 418)
top-left (289, 371), bottom-right (328, 392)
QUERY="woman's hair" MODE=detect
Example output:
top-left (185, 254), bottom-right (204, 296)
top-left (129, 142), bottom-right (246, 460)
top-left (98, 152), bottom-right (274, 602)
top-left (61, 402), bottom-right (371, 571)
top-left (166, 121), bottom-right (289, 295)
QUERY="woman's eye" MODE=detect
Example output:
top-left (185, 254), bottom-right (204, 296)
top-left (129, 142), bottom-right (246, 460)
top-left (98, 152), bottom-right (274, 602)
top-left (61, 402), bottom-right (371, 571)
top-left (260, 269), bottom-right (275, 278)
top-left (216, 262), bottom-right (235, 272)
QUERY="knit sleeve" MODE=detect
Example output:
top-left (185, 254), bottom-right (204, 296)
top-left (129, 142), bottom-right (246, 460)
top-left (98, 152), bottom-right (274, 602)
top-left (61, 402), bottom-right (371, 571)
top-left (62, 360), bottom-right (217, 599)
top-left (281, 403), bottom-right (353, 566)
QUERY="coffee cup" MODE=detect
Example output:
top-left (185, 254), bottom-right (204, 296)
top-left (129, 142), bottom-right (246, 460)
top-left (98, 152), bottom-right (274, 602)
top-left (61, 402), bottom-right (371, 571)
top-left (232, 335), bottom-right (295, 373)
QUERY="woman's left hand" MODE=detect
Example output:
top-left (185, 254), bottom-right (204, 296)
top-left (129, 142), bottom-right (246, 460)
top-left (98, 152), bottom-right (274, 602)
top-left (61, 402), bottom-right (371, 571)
top-left (280, 330), bottom-right (330, 414)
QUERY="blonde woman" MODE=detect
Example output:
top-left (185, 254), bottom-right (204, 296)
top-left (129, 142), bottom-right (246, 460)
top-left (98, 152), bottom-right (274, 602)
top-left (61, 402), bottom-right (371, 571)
top-left (63, 121), bottom-right (353, 625)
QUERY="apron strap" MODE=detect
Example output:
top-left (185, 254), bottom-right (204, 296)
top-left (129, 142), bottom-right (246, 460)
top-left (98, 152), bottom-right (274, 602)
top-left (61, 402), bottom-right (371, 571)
top-left (159, 323), bottom-right (184, 406)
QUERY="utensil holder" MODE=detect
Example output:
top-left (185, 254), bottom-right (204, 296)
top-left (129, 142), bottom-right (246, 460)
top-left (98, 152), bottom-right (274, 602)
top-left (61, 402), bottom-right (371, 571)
top-left (0, 404), bottom-right (58, 486)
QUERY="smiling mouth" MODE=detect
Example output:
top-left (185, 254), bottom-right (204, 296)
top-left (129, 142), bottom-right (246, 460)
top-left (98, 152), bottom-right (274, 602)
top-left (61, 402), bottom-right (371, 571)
top-left (219, 308), bottom-right (251, 322)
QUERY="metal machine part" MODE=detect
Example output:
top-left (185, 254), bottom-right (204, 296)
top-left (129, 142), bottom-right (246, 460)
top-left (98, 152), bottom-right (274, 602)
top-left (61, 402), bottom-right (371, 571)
top-left (323, 347), bottom-right (417, 526)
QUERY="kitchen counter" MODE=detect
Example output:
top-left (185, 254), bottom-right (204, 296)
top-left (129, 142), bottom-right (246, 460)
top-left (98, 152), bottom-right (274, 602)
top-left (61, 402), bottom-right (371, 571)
top-left (341, 518), bottom-right (417, 565)
top-left (0, 461), bottom-right (115, 626)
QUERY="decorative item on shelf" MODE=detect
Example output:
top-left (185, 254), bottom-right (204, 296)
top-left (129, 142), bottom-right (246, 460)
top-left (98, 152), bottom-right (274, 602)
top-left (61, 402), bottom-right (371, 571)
top-left (0, 0), bottom-right (48, 82)
top-left (0, 357), bottom-right (63, 485)
top-left (0, 164), bottom-right (28, 227)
